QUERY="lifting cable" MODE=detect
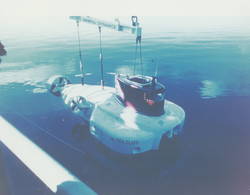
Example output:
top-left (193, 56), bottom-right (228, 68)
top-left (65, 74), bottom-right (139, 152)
top-left (132, 16), bottom-right (143, 81)
top-left (134, 39), bottom-right (138, 77)
top-left (98, 26), bottom-right (104, 90)
top-left (77, 21), bottom-right (84, 85)
top-left (134, 36), bottom-right (143, 82)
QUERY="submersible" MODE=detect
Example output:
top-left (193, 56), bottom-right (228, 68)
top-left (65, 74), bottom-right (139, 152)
top-left (46, 16), bottom-right (185, 165)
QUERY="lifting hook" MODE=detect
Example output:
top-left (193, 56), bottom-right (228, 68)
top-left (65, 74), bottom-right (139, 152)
top-left (131, 16), bottom-right (139, 27)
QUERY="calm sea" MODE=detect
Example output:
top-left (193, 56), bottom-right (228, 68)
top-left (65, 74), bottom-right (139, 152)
top-left (0, 16), bottom-right (250, 195)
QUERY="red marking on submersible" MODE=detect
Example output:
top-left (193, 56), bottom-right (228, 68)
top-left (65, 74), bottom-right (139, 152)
top-left (126, 101), bottom-right (136, 111)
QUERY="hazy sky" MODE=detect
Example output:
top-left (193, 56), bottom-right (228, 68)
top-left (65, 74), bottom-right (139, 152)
top-left (1, 0), bottom-right (250, 17)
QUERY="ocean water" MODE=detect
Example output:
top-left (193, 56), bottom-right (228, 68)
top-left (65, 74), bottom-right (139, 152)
top-left (0, 16), bottom-right (250, 195)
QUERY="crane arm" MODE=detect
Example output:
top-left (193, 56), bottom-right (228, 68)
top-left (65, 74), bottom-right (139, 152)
top-left (70, 16), bottom-right (141, 39)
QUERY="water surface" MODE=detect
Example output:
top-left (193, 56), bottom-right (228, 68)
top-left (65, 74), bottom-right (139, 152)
top-left (0, 16), bottom-right (250, 195)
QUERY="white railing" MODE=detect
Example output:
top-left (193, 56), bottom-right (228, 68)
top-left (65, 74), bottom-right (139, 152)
top-left (0, 116), bottom-right (97, 195)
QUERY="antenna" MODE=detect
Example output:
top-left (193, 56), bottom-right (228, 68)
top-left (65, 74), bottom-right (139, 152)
top-left (154, 59), bottom-right (158, 77)
top-left (99, 26), bottom-right (104, 90)
top-left (76, 21), bottom-right (84, 85)
top-left (151, 59), bottom-right (158, 90)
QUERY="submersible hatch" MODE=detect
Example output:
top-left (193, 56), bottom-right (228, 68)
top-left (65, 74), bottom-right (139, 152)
top-left (46, 16), bottom-right (185, 165)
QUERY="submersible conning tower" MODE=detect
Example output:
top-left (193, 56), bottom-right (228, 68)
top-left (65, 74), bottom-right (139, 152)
top-left (115, 74), bottom-right (165, 116)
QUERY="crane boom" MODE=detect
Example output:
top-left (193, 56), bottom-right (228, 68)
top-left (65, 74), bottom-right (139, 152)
top-left (70, 16), bottom-right (141, 39)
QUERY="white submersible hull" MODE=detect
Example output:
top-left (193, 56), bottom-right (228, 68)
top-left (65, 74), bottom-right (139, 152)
top-left (46, 74), bottom-right (185, 166)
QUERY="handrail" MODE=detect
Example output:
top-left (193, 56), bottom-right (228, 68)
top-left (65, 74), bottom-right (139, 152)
top-left (0, 116), bottom-right (97, 195)
top-left (124, 75), bottom-right (152, 87)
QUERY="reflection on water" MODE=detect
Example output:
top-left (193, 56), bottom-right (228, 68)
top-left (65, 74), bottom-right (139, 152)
top-left (0, 59), bottom-right (78, 93)
top-left (199, 80), bottom-right (224, 99)
top-left (199, 76), bottom-right (250, 99)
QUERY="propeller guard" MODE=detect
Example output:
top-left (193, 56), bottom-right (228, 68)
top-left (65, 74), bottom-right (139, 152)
top-left (67, 96), bottom-right (91, 114)
top-left (46, 75), bottom-right (72, 96)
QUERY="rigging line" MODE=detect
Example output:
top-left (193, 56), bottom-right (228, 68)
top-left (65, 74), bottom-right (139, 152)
top-left (77, 21), bottom-right (84, 85)
top-left (98, 26), bottom-right (104, 90)
top-left (0, 102), bottom-right (87, 155)
top-left (28, 100), bottom-right (50, 113)
top-left (37, 112), bottom-right (52, 146)
top-left (40, 111), bottom-right (54, 147)
top-left (77, 22), bottom-right (82, 60)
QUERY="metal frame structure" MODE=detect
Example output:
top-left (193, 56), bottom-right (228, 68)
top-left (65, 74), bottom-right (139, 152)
top-left (70, 16), bottom-right (141, 39)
